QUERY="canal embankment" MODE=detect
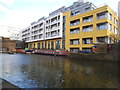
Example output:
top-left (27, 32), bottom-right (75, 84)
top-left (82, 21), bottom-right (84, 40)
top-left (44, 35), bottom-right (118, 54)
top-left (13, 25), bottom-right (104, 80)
top-left (68, 53), bottom-right (115, 62)
top-left (68, 42), bottom-right (120, 62)
top-left (0, 78), bottom-right (21, 89)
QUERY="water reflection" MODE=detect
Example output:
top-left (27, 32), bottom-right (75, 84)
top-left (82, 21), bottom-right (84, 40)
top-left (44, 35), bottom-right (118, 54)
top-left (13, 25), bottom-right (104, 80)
top-left (2, 54), bottom-right (118, 88)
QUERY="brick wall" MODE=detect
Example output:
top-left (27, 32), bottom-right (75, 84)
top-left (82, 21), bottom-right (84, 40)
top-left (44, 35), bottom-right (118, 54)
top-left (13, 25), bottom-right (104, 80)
top-left (2, 40), bottom-right (16, 52)
top-left (0, 37), bottom-right (25, 52)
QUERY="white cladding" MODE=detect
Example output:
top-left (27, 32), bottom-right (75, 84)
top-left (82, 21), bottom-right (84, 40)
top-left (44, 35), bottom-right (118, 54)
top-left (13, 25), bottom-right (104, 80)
top-left (45, 12), bottom-right (63, 40)
top-left (30, 19), bottom-right (45, 42)
top-left (21, 13), bottom-right (63, 42)
top-left (20, 0), bottom-right (96, 42)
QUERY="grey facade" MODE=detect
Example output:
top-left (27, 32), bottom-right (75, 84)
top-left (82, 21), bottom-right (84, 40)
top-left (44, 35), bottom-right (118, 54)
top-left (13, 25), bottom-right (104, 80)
top-left (64, 0), bottom-right (96, 16)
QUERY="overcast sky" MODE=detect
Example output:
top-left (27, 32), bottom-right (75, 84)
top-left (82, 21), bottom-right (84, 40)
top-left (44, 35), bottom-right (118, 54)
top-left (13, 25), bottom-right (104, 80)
top-left (0, 0), bottom-right (120, 37)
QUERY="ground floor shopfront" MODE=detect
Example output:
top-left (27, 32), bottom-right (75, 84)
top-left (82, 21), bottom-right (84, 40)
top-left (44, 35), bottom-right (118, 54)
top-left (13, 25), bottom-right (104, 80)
top-left (27, 38), bottom-right (63, 50)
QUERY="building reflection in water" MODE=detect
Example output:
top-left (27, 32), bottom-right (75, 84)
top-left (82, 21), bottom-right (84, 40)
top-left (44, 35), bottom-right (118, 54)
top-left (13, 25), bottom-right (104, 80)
top-left (2, 54), bottom-right (118, 88)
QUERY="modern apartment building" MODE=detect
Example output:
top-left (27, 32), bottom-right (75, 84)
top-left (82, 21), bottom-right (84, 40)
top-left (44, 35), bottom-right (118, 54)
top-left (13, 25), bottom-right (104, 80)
top-left (43, 7), bottom-right (65, 50)
top-left (20, 0), bottom-right (120, 51)
top-left (29, 17), bottom-right (45, 49)
top-left (63, 5), bottom-right (119, 52)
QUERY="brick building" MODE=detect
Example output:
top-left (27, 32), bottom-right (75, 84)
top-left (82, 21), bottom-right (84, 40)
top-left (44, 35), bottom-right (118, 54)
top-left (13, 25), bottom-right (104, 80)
top-left (0, 37), bottom-right (25, 52)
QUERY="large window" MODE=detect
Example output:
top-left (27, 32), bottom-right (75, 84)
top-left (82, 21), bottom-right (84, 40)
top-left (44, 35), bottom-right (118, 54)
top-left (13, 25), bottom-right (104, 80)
top-left (97, 11), bottom-right (107, 19)
top-left (70, 39), bottom-right (79, 45)
top-left (51, 41), bottom-right (54, 49)
top-left (48, 41), bottom-right (50, 49)
top-left (82, 38), bottom-right (93, 44)
top-left (83, 16), bottom-right (93, 23)
top-left (70, 48), bottom-right (79, 52)
top-left (42, 42), bottom-right (44, 49)
top-left (70, 28), bottom-right (80, 34)
top-left (34, 35), bottom-right (38, 40)
top-left (108, 13), bottom-right (112, 21)
top-left (51, 31), bottom-right (57, 37)
top-left (39, 34), bottom-right (42, 39)
top-left (108, 23), bottom-right (112, 31)
top-left (114, 18), bottom-right (119, 26)
top-left (85, 7), bottom-right (91, 12)
top-left (97, 11), bottom-right (112, 21)
top-left (114, 27), bottom-right (119, 34)
top-left (56, 40), bottom-right (60, 49)
top-left (97, 22), bottom-right (107, 30)
top-left (83, 25), bottom-right (93, 32)
top-left (38, 43), bottom-right (40, 49)
top-left (30, 44), bottom-right (32, 49)
top-left (70, 19), bottom-right (80, 26)
top-left (97, 37), bottom-right (108, 43)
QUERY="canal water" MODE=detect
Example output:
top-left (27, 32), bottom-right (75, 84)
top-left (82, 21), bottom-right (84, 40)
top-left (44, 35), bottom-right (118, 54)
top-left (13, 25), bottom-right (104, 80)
top-left (1, 54), bottom-right (119, 88)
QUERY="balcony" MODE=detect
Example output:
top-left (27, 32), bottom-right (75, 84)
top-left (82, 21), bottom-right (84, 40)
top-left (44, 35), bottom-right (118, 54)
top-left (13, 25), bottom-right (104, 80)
top-left (96, 37), bottom-right (108, 43)
top-left (83, 25), bottom-right (93, 32)
top-left (70, 19), bottom-right (80, 26)
top-left (97, 23), bottom-right (107, 30)
top-left (70, 28), bottom-right (80, 34)
top-left (82, 38), bottom-right (93, 44)
top-left (51, 20), bottom-right (58, 24)
top-left (97, 11), bottom-right (108, 20)
top-left (70, 39), bottom-right (80, 45)
top-left (83, 16), bottom-right (93, 23)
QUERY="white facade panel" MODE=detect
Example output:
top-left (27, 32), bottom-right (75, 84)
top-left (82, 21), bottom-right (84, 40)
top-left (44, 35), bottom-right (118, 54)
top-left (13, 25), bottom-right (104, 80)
top-left (45, 13), bottom-right (63, 40)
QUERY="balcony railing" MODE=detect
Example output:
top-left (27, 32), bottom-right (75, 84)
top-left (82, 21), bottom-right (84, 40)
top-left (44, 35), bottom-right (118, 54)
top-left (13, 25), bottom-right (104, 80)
top-left (83, 19), bottom-right (93, 23)
top-left (70, 22), bottom-right (80, 26)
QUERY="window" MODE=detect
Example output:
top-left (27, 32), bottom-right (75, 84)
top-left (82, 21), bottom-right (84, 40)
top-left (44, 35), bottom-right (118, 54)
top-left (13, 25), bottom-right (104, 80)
top-left (51, 41), bottom-right (54, 49)
top-left (114, 18), bottom-right (119, 26)
top-left (97, 23), bottom-right (107, 30)
top-left (39, 29), bottom-right (43, 33)
top-left (63, 16), bottom-right (66, 28)
top-left (33, 43), bottom-right (35, 48)
top-left (51, 31), bottom-right (57, 37)
top-left (39, 34), bottom-right (42, 39)
top-left (83, 38), bottom-right (93, 44)
top-left (34, 25), bottom-right (38, 29)
top-left (108, 13), bottom-right (112, 21)
top-left (97, 11), bottom-right (107, 19)
top-left (30, 44), bottom-right (32, 49)
top-left (83, 16), bottom-right (93, 23)
top-left (85, 7), bottom-right (91, 12)
top-left (76, 4), bottom-right (80, 7)
top-left (71, 12), bottom-right (74, 16)
top-left (42, 42), bottom-right (44, 49)
top-left (34, 35), bottom-right (38, 40)
top-left (70, 28), bottom-right (80, 34)
top-left (70, 19), bottom-right (80, 26)
top-left (34, 30), bottom-right (38, 34)
top-left (38, 43), bottom-right (40, 49)
top-left (83, 25), bottom-right (93, 32)
top-left (108, 23), bottom-right (112, 31)
top-left (75, 11), bottom-right (80, 15)
top-left (97, 37), bottom-right (108, 43)
top-left (48, 41), bottom-right (50, 49)
top-left (70, 48), bottom-right (79, 52)
top-left (114, 27), bottom-right (119, 34)
top-left (56, 40), bottom-right (60, 49)
top-left (109, 37), bottom-right (112, 43)
top-left (70, 39), bottom-right (79, 45)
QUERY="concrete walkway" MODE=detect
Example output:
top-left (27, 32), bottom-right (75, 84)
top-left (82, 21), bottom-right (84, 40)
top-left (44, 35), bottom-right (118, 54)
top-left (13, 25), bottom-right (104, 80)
top-left (0, 78), bottom-right (21, 89)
